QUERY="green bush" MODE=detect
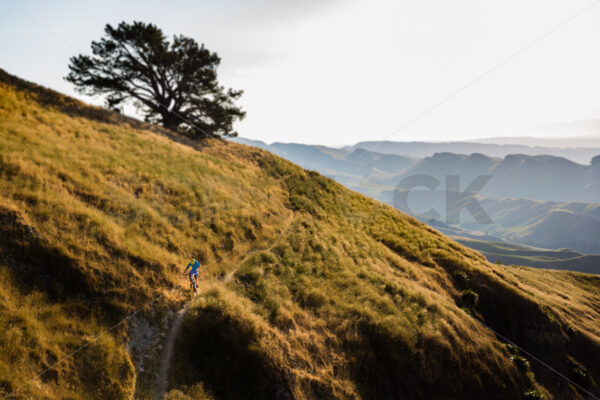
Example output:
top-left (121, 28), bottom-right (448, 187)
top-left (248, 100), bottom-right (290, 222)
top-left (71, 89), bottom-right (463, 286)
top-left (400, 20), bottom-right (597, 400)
top-left (460, 289), bottom-right (479, 309)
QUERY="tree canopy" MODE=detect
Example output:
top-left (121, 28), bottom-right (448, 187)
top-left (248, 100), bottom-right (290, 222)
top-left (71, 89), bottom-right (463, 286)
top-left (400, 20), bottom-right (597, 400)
top-left (66, 21), bottom-right (245, 138)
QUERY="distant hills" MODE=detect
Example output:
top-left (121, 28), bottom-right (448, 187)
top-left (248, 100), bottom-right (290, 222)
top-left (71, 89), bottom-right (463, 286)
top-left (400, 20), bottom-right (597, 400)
top-left (451, 237), bottom-right (600, 274)
top-left (392, 152), bottom-right (600, 202)
top-left (230, 137), bottom-right (418, 196)
top-left (474, 135), bottom-right (600, 148)
top-left (457, 198), bottom-right (600, 254)
top-left (351, 140), bottom-right (600, 165)
top-left (388, 162), bottom-right (600, 253)
top-left (271, 142), bottom-right (415, 176)
top-left (232, 138), bottom-right (417, 175)
top-left (414, 214), bottom-right (600, 272)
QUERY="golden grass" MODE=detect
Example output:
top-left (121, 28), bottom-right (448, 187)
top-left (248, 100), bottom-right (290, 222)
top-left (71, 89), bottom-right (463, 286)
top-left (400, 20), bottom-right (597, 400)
top-left (0, 70), bottom-right (598, 399)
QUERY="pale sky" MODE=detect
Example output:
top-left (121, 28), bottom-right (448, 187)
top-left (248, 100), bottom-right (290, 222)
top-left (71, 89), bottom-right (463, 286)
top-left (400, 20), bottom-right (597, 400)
top-left (2, 0), bottom-right (600, 146)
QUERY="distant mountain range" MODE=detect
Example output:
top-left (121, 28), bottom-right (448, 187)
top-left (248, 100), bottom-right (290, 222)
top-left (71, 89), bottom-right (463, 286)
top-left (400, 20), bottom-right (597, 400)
top-left (473, 135), bottom-right (600, 148)
top-left (230, 137), bottom-right (418, 197)
top-left (351, 140), bottom-right (600, 165)
top-left (391, 152), bottom-right (600, 202)
top-left (232, 138), bottom-right (417, 173)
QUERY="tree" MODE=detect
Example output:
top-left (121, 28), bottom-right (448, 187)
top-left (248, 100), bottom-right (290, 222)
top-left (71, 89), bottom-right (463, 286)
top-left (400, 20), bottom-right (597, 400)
top-left (66, 21), bottom-right (245, 138)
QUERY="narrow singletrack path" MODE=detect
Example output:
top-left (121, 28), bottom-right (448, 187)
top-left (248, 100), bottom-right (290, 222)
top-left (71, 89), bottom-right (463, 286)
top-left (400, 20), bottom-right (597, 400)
top-left (154, 210), bottom-right (295, 399)
top-left (155, 303), bottom-right (190, 400)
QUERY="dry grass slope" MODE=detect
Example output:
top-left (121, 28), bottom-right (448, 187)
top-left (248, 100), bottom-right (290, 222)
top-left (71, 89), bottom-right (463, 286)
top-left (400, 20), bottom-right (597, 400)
top-left (0, 69), bottom-right (598, 399)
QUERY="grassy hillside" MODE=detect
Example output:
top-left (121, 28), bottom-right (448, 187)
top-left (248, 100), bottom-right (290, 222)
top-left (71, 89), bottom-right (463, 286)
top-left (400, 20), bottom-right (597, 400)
top-left (0, 69), bottom-right (599, 400)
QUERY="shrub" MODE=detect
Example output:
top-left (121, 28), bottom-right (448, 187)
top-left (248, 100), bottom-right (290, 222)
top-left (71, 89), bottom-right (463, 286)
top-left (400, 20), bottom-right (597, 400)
top-left (452, 270), bottom-right (469, 289)
top-left (522, 389), bottom-right (544, 400)
top-left (460, 289), bottom-right (479, 309)
top-left (565, 325), bottom-right (578, 337)
top-left (510, 355), bottom-right (530, 372)
top-left (505, 343), bottom-right (518, 354)
top-left (568, 362), bottom-right (590, 387)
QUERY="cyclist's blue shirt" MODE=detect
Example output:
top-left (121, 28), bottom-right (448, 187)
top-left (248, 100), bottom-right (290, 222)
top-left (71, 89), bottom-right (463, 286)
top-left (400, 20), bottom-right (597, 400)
top-left (187, 260), bottom-right (201, 274)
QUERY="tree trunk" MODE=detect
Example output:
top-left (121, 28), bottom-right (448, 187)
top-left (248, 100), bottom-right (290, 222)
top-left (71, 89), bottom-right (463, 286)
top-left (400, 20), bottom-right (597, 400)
top-left (160, 110), bottom-right (181, 130)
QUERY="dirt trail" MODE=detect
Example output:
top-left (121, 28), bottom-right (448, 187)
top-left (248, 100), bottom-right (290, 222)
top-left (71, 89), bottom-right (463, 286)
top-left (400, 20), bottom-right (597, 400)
top-left (154, 210), bottom-right (295, 399)
top-left (155, 303), bottom-right (190, 399)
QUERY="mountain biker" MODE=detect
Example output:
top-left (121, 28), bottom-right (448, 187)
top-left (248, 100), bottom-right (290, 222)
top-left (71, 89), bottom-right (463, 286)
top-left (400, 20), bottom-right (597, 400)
top-left (183, 258), bottom-right (202, 293)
